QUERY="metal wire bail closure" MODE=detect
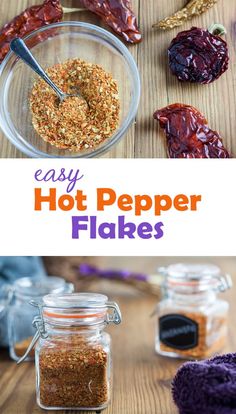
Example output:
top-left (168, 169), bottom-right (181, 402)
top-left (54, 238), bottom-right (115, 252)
top-left (17, 297), bottom-right (122, 364)
top-left (17, 300), bottom-right (48, 364)
top-left (106, 301), bottom-right (122, 325)
top-left (217, 273), bottom-right (232, 292)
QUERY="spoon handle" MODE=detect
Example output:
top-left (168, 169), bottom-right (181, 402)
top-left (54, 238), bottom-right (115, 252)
top-left (10, 38), bottom-right (64, 101)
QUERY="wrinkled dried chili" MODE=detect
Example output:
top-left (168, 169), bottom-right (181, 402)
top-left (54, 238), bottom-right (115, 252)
top-left (168, 27), bottom-right (229, 84)
top-left (153, 0), bottom-right (218, 30)
top-left (0, 0), bottom-right (63, 64)
top-left (81, 0), bottom-right (142, 44)
top-left (0, 0), bottom-right (141, 64)
top-left (154, 104), bottom-right (230, 158)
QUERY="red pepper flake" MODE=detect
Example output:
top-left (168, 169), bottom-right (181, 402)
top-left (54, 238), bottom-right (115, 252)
top-left (30, 58), bottom-right (120, 152)
top-left (154, 104), bottom-right (230, 158)
top-left (39, 336), bottom-right (108, 408)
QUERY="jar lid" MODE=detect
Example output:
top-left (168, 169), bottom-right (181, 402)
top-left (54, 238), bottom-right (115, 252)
top-left (13, 276), bottom-right (74, 298)
top-left (158, 263), bottom-right (232, 293)
top-left (41, 293), bottom-right (121, 326)
top-left (17, 292), bottom-right (121, 364)
top-left (43, 292), bottom-right (107, 308)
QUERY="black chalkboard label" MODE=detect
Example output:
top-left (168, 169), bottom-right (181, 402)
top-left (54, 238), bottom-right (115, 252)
top-left (159, 314), bottom-right (199, 350)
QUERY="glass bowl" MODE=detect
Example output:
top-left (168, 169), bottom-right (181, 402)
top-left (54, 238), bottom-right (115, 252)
top-left (0, 22), bottom-right (140, 158)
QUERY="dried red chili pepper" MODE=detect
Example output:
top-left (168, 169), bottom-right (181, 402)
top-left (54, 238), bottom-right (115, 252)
top-left (168, 26), bottom-right (229, 84)
top-left (81, 0), bottom-right (142, 44)
top-left (0, 0), bottom-right (63, 64)
top-left (154, 104), bottom-right (230, 158)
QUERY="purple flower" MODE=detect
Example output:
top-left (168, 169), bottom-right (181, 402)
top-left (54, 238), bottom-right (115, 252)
top-left (78, 263), bottom-right (148, 282)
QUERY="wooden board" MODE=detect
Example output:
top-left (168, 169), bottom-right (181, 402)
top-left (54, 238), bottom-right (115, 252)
top-left (0, 0), bottom-right (235, 158)
top-left (1, 256), bottom-right (236, 414)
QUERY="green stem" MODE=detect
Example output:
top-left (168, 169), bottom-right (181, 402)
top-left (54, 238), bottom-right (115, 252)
top-left (208, 23), bottom-right (227, 36)
top-left (62, 7), bottom-right (85, 14)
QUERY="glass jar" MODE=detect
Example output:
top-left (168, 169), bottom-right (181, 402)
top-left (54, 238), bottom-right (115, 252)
top-left (26, 293), bottom-right (122, 411)
top-left (155, 263), bottom-right (232, 360)
top-left (8, 276), bottom-right (74, 361)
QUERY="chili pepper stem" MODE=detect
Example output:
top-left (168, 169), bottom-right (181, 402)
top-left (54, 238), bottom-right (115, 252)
top-left (208, 23), bottom-right (227, 36)
top-left (62, 7), bottom-right (85, 14)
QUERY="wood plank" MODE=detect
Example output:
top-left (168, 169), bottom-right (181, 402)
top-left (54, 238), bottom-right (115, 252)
top-left (0, 256), bottom-right (236, 413)
top-left (0, 0), bottom-right (235, 158)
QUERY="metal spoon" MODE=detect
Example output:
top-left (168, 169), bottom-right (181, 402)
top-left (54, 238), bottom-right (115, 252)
top-left (10, 38), bottom-right (85, 104)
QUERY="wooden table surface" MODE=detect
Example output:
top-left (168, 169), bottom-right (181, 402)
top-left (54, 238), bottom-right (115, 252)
top-left (0, 0), bottom-right (235, 158)
top-left (1, 256), bottom-right (236, 414)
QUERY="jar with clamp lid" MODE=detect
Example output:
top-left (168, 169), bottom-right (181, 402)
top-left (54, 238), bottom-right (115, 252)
top-left (19, 293), bottom-right (122, 412)
top-left (8, 276), bottom-right (74, 361)
top-left (155, 263), bottom-right (232, 360)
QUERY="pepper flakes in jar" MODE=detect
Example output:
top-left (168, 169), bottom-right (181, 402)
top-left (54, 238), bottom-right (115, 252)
top-left (39, 336), bottom-right (109, 408)
top-left (22, 293), bottom-right (122, 411)
top-left (155, 264), bottom-right (232, 360)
